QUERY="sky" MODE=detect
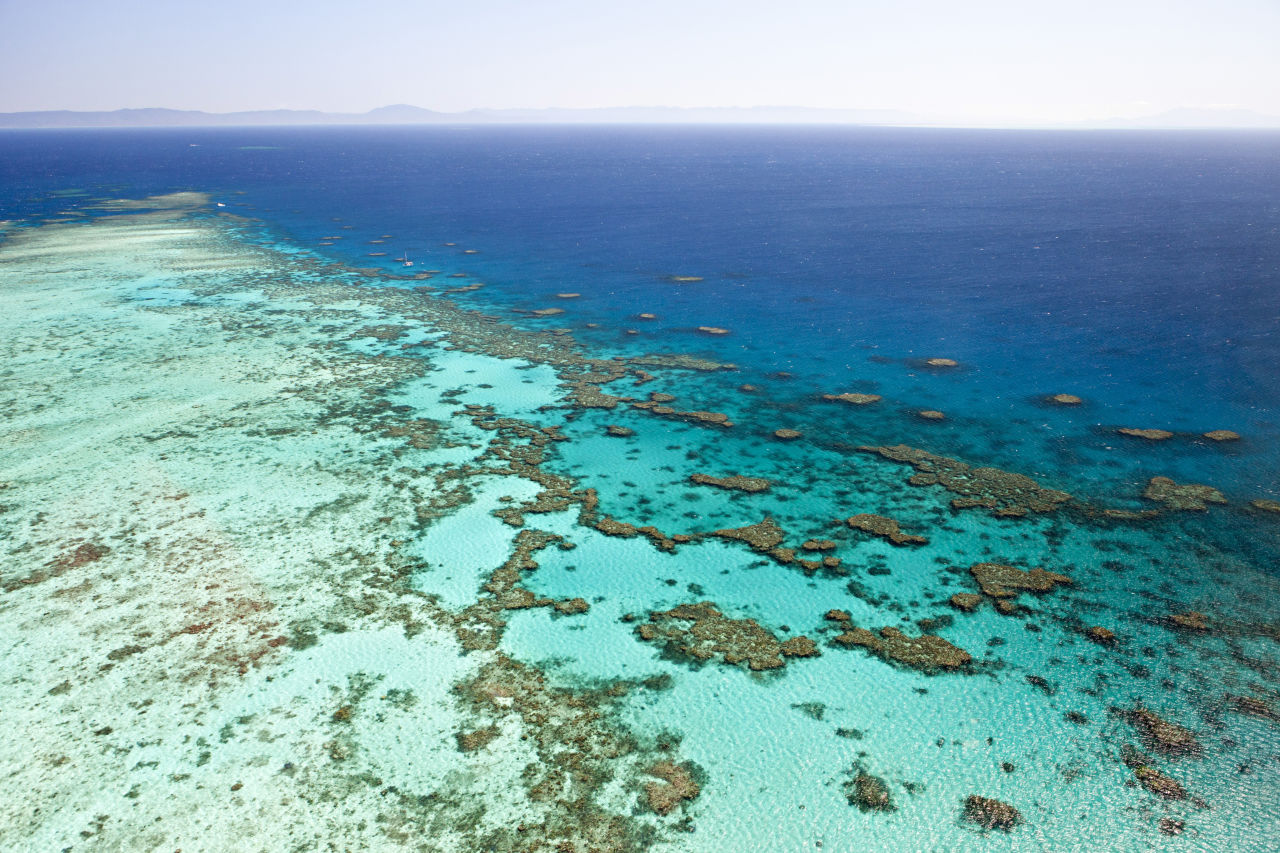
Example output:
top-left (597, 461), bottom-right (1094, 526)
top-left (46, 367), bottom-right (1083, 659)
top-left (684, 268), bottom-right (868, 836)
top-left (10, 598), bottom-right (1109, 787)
top-left (1, 0), bottom-right (1277, 125)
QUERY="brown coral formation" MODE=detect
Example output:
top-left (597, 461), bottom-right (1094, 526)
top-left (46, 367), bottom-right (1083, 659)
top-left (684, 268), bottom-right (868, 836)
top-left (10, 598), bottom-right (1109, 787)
top-left (858, 444), bottom-right (1071, 517)
top-left (1120, 707), bottom-right (1202, 757)
top-left (605, 425), bottom-right (634, 437)
top-left (569, 383), bottom-right (626, 409)
top-left (1117, 428), bottom-right (1173, 440)
top-left (697, 325), bottom-right (730, 335)
top-left (631, 398), bottom-right (735, 428)
top-left (4, 541), bottom-right (110, 592)
top-left (1226, 694), bottom-right (1280, 721)
top-left (1203, 429), bottom-right (1240, 441)
top-left (689, 473), bottom-right (772, 493)
top-left (1048, 394), bottom-right (1083, 405)
top-left (780, 636), bottom-right (821, 658)
top-left (1086, 626), bottom-right (1118, 646)
top-left (1166, 610), bottom-right (1210, 631)
top-left (962, 795), bottom-right (1021, 830)
top-left (803, 539), bottom-right (837, 552)
top-left (456, 528), bottom-right (591, 651)
top-left (917, 410), bottom-right (946, 420)
top-left (773, 428), bottom-right (803, 440)
top-left (712, 517), bottom-right (786, 551)
top-left (455, 726), bottom-right (500, 752)
top-left (553, 598), bottom-right (590, 615)
top-left (948, 593), bottom-right (983, 613)
top-left (1142, 476), bottom-right (1227, 511)
top-left (823, 392), bottom-right (882, 405)
top-left (637, 602), bottom-right (816, 672)
top-left (1252, 499), bottom-right (1280, 513)
top-left (1121, 745), bottom-right (1187, 800)
top-left (925, 358), bottom-right (958, 367)
top-left (352, 324), bottom-right (410, 341)
top-left (968, 562), bottom-right (1072, 613)
top-left (832, 624), bottom-right (972, 673)
top-left (644, 761), bottom-right (701, 815)
top-left (845, 771), bottom-right (894, 812)
top-left (847, 513), bottom-right (928, 546)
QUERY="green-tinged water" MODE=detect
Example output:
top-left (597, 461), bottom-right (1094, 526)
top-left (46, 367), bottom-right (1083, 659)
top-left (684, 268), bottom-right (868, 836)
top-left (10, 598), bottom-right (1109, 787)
top-left (1, 201), bottom-right (1277, 852)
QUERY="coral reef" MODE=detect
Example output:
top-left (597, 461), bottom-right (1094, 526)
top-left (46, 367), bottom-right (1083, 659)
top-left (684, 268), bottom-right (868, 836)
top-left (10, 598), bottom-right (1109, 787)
top-left (1117, 428), bottom-right (1173, 440)
top-left (1226, 694), bottom-right (1280, 721)
top-left (823, 392), bottom-right (882, 405)
top-left (689, 473), bottom-right (772, 493)
top-left (644, 761), bottom-right (701, 815)
top-left (1121, 745), bottom-right (1187, 800)
top-left (846, 513), bottom-right (928, 546)
top-left (1086, 626), bottom-right (1118, 646)
top-left (962, 795), bottom-right (1021, 831)
top-left (1118, 707), bottom-right (1202, 757)
top-left (968, 562), bottom-right (1072, 614)
top-left (712, 517), bottom-right (786, 551)
top-left (858, 444), bottom-right (1071, 517)
top-left (845, 770), bottom-right (895, 812)
top-left (631, 398), bottom-right (735, 428)
top-left (637, 602), bottom-right (816, 672)
top-left (1142, 476), bottom-right (1227, 511)
top-left (948, 593), bottom-right (983, 613)
top-left (828, 612), bottom-right (971, 673)
top-left (1166, 611), bottom-right (1210, 632)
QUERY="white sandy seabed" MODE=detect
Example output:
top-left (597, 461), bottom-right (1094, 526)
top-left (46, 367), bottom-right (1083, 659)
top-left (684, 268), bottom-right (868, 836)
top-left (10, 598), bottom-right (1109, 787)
top-left (0, 206), bottom-right (672, 852)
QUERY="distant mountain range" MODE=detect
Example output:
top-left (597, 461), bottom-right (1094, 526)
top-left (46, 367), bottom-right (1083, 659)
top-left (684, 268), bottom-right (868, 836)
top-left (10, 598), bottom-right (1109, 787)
top-left (1, 104), bottom-right (1277, 129)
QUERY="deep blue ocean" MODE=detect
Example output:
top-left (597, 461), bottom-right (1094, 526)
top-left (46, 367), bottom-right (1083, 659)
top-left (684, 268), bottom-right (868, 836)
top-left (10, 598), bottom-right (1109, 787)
top-left (4, 125), bottom-right (1280, 850)
top-left (4, 125), bottom-right (1279, 503)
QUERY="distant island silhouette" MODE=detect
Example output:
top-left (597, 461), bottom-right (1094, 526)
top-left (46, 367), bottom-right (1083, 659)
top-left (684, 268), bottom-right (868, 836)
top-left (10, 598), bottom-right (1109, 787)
top-left (2, 104), bottom-right (1278, 129)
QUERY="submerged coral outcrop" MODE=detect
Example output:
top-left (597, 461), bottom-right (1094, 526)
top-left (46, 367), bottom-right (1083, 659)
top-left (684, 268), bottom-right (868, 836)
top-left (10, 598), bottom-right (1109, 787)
top-left (826, 610), bottom-right (971, 673)
top-left (1142, 476), bottom-right (1227, 511)
top-left (1117, 428), bottom-right (1174, 440)
top-left (689, 473), bottom-right (772, 493)
top-left (644, 761), bottom-right (701, 815)
top-left (1118, 706), bottom-right (1202, 757)
top-left (858, 444), bottom-right (1072, 517)
top-left (1121, 745), bottom-right (1188, 800)
top-left (636, 602), bottom-right (818, 672)
top-left (844, 768), bottom-right (895, 812)
top-left (962, 795), bottom-right (1021, 830)
top-left (823, 392), bottom-right (882, 405)
top-left (846, 513), bottom-right (928, 546)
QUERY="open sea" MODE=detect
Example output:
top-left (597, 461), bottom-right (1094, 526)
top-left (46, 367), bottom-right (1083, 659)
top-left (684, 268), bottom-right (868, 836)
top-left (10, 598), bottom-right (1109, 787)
top-left (1, 125), bottom-right (1278, 851)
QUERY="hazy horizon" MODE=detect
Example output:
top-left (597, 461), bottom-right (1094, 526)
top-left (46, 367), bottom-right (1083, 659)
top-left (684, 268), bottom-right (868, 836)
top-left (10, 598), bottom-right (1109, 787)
top-left (2, 103), bottom-right (1279, 131)
top-left (1, 0), bottom-right (1276, 127)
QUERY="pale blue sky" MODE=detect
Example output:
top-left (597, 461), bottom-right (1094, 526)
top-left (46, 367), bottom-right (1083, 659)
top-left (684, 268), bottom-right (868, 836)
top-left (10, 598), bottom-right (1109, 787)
top-left (1, 0), bottom-right (1277, 123)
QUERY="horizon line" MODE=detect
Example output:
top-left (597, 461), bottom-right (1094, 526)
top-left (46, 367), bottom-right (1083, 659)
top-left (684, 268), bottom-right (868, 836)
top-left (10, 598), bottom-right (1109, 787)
top-left (2, 103), bottom-right (1279, 131)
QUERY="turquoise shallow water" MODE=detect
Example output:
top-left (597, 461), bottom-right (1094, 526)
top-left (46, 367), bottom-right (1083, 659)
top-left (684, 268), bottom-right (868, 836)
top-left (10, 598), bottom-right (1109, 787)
top-left (1, 128), bottom-right (1278, 851)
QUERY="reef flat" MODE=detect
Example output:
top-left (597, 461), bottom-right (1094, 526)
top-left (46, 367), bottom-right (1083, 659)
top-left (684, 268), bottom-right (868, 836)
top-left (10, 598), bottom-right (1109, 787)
top-left (1, 196), bottom-right (1278, 852)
